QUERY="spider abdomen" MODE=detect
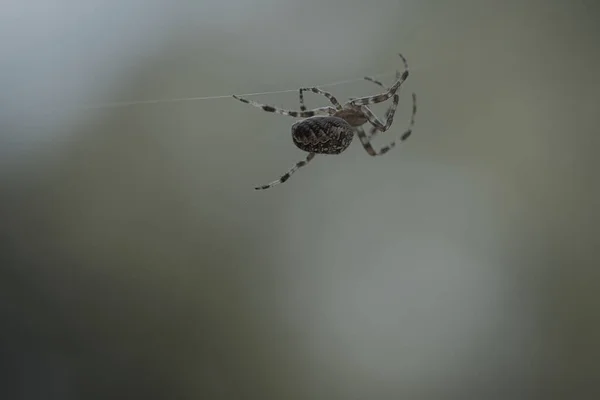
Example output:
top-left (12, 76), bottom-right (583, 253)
top-left (291, 116), bottom-right (354, 155)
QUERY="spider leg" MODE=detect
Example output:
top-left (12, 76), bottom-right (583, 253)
top-left (360, 93), bottom-right (401, 133)
top-left (298, 87), bottom-right (343, 111)
top-left (366, 106), bottom-right (394, 140)
top-left (362, 73), bottom-right (401, 139)
top-left (298, 89), bottom-right (307, 111)
top-left (363, 76), bottom-right (385, 87)
top-left (349, 53), bottom-right (409, 106)
top-left (233, 95), bottom-right (336, 118)
top-left (355, 92), bottom-right (417, 156)
top-left (363, 69), bottom-right (402, 88)
top-left (255, 152), bottom-right (316, 190)
top-left (346, 75), bottom-right (393, 101)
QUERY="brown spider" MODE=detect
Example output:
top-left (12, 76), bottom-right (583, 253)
top-left (233, 53), bottom-right (417, 190)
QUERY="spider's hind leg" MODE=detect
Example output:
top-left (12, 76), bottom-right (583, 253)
top-left (255, 152), bottom-right (316, 190)
top-left (233, 95), bottom-right (335, 118)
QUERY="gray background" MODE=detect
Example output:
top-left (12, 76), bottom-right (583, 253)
top-left (1, 0), bottom-right (599, 399)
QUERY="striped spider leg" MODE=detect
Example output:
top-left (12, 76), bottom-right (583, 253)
top-left (298, 87), bottom-right (343, 111)
top-left (358, 94), bottom-right (401, 134)
top-left (348, 70), bottom-right (416, 156)
top-left (354, 92), bottom-right (417, 156)
top-left (232, 95), bottom-right (337, 118)
top-left (348, 53), bottom-right (409, 107)
top-left (362, 70), bottom-right (403, 140)
top-left (254, 152), bottom-right (317, 190)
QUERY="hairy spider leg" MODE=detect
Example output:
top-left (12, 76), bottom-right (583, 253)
top-left (255, 152), bottom-right (316, 190)
top-left (360, 93), bottom-right (401, 133)
top-left (362, 71), bottom-right (402, 139)
top-left (232, 95), bottom-right (335, 118)
top-left (298, 87), bottom-right (343, 111)
top-left (349, 53), bottom-right (409, 106)
top-left (354, 92), bottom-right (417, 156)
top-left (363, 67), bottom-right (402, 88)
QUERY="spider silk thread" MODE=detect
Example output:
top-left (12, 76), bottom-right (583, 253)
top-left (78, 70), bottom-right (403, 110)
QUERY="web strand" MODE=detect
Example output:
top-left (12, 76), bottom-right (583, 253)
top-left (79, 71), bottom-right (398, 110)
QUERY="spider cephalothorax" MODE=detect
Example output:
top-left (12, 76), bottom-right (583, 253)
top-left (233, 53), bottom-right (417, 190)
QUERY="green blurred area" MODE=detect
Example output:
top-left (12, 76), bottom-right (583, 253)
top-left (1, 1), bottom-right (599, 399)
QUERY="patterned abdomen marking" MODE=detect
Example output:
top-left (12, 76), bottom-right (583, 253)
top-left (291, 116), bottom-right (354, 155)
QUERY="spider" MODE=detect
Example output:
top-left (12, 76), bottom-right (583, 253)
top-left (233, 53), bottom-right (417, 190)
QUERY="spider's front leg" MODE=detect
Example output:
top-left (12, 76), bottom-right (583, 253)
top-left (255, 152), bottom-right (316, 190)
top-left (298, 87), bottom-right (343, 111)
top-left (361, 71), bottom-right (402, 139)
top-left (349, 53), bottom-right (409, 107)
top-left (355, 92), bottom-right (417, 156)
top-left (366, 107), bottom-right (393, 140)
top-left (232, 95), bottom-right (336, 118)
top-left (361, 93), bottom-right (401, 133)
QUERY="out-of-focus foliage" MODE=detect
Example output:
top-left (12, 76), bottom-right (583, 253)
top-left (1, 1), bottom-right (599, 399)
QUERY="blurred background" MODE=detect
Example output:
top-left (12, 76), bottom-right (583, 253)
top-left (1, 0), bottom-right (599, 399)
